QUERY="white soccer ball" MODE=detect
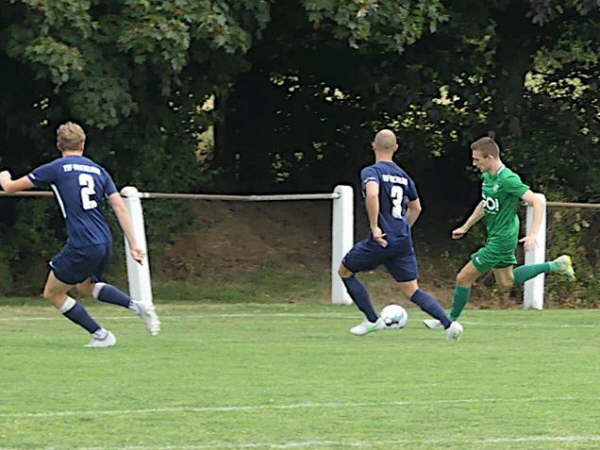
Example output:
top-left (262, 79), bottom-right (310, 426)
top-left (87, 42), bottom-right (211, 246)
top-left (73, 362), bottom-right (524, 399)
top-left (381, 304), bottom-right (408, 329)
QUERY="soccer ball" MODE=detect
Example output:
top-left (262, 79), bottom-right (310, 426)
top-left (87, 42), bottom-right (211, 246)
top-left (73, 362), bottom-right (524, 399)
top-left (380, 304), bottom-right (408, 329)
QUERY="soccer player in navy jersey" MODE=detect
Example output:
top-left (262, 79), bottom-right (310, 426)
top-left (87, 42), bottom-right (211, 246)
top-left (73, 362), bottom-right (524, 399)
top-left (339, 129), bottom-right (463, 340)
top-left (0, 122), bottom-right (160, 347)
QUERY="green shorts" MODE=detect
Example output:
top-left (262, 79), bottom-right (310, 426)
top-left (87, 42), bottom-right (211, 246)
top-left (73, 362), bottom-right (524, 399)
top-left (470, 243), bottom-right (518, 273)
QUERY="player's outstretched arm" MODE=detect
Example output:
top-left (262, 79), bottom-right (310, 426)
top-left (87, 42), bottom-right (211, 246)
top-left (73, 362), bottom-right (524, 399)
top-left (107, 192), bottom-right (146, 264)
top-left (0, 171), bottom-right (35, 193)
top-left (519, 190), bottom-right (544, 251)
top-left (452, 201), bottom-right (485, 239)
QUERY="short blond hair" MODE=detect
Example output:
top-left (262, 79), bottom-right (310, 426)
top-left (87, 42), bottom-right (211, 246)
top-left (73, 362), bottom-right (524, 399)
top-left (471, 136), bottom-right (499, 157)
top-left (57, 122), bottom-right (86, 152)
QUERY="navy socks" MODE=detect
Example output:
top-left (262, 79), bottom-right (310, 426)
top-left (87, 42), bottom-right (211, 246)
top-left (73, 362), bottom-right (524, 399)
top-left (342, 276), bottom-right (378, 322)
top-left (93, 283), bottom-right (132, 309)
top-left (410, 289), bottom-right (452, 329)
top-left (60, 297), bottom-right (101, 334)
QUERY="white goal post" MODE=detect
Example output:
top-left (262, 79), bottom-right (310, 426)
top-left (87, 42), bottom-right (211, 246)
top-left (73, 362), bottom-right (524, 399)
top-left (523, 194), bottom-right (547, 310)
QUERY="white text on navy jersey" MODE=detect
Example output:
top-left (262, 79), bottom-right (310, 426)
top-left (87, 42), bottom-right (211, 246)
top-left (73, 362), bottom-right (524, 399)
top-left (62, 164), bottom-right (101, 175)
top-left (382, 174), bottom-right (408, 185)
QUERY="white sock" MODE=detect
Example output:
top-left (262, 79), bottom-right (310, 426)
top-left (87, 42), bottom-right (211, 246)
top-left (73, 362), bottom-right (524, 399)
top-left (129, 301), bottom-right (141, 314)
top-left (92, 328), bottom-right (108, 340)
top-left (92, 282), bottom-right (107, 300)
top-left (58, 297), bottom-right (77, 314)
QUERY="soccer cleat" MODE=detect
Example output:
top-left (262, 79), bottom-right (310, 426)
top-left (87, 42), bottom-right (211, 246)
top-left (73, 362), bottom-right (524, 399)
top-left (445, 321), bottom-right (463, 341)
top-left (553, 255), bottom-right (576, 281)
top-left (350, 317), bottom-right (386, 336)
top-left (85, 330), bottom-right (117, 348)
top-left (134, 301), bottom-right (161, 336)
top-left (423, 319), bottom-right (444, 329)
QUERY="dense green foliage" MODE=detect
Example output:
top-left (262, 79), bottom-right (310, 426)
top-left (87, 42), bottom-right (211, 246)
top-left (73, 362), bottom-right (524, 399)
top-left (0, 1), bottom-right (598, 300)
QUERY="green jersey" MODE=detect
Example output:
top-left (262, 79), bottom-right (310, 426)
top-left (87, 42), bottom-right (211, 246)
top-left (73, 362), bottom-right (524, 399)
top-left (481, 166), bottom-right (529, 248)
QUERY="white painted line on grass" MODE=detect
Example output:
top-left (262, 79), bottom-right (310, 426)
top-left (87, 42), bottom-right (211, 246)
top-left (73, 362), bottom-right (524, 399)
top-left (0, 313), bottom-right (600, 328)
top-left (0, 312), bottom-right (357, 322)
top-left (2, 435), bottom-right (600, 449)
top-left (0, 312), bottom-right (598, 329)
top-left (0, 396), bottom-right (593, 419)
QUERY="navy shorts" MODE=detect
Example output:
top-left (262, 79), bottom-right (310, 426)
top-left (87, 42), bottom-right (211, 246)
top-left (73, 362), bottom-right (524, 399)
top-left (342, 237), bottom-right (418, 282)
top-left (50, 243), bottom-right (112, 285)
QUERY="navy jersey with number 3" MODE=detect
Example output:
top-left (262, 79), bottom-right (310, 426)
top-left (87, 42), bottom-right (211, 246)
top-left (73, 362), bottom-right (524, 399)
top-left (361, 161), bottom-right (418, 242)
top-left (28, 155), bottom-right (117, 248)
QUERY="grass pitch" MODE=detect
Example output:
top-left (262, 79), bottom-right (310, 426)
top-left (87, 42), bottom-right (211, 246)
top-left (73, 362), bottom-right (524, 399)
top-left (1, 301), bottom-right (599, 449)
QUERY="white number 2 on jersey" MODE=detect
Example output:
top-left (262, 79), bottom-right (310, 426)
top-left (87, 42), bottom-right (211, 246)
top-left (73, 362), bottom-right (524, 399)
top-left (391, 185), bottom-right (404, 219)
top-left (79, 174), bottom-right (98, 210)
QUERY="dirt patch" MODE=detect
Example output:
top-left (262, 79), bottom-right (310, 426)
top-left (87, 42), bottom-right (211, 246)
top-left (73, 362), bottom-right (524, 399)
top-left (159, 201), bottom-right (332, 281)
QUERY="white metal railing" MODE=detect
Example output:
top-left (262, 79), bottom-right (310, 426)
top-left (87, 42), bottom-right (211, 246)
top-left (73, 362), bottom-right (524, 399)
top-left (0, 186), bottom-right (354, 305)
top-left (116, 186), bottom-right (354, 304)
top-left (119, 186), bottom-right (353, 306)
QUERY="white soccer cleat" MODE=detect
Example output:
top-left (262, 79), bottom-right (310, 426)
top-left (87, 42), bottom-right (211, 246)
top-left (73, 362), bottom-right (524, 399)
top-left (553, 254), bottom-right (576, 281)
top-left (423, 319), bottom-right (444, 329)
top-left (350, 317), bottom-right (386, 336)
top-left (134, 301), bottom-right (161, 336)
top-left (445, 321), bottom-right (463, 341)
top-left (85, 330), bottom-right (117, 348)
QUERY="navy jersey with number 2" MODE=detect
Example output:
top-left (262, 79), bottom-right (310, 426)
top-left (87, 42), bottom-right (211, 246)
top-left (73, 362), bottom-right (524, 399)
top-left (343, 161), bottom-right (420, 282)
top-left (27, 155), bottom-right (118, 285)
top-left (28, 155), bottom-right (117, 248)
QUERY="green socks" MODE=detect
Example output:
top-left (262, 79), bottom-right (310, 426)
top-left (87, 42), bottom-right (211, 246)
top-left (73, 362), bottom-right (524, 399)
top-left (449, 286), bottom-right (471, 321)
top-left (513, 263), bottom-right (552, 285)
top-left (448, 262), bottom-right (556, 321)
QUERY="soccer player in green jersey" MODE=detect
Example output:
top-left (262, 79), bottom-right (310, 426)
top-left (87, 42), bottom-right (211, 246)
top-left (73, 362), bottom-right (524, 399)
top-left (424, 137), bottom-right (575, 329)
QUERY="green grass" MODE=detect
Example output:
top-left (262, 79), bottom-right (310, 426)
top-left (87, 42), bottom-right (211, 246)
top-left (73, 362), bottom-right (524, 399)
top-left (1, 300), bottom-right (599, 449)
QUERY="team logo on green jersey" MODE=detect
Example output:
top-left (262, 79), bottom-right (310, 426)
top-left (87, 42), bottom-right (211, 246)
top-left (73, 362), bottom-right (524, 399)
top-left (483, 193), bottom-right (500, 213)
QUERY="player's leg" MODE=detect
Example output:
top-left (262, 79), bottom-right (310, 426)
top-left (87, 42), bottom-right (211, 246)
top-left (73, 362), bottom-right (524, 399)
top-left (384, 252), bottom-right (452, 328)
top-left (492, 266), bottom-right (515, 290)
top-left (489, 265), bottom-right (513, 306)
top-left (76, 243), bottom-right (160, 335)
top-left (76, 278), bottom-right (136, 310)
top-left (42, 271), bottom-right (115, 347)
top-left (396, 280), bottom-right (453, 329)
top-left (424, 258), bottom-right (483, 329)
top-left (449, 260), bottom-right (483, 321)
top-left (339, 242), bottom-right (385, 335)
top-left (339, 264), bottom-right (385, 335)
top-left (386, 253), bottom-right (462, 340)
top-left (491, 266), bottom-right (515, 306)
top-left (513, 255), bottom-right (575, 283)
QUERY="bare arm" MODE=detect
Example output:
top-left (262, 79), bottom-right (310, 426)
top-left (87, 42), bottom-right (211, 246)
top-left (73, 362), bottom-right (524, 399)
top-left (0, 171), bottom-right (35, 193)
top-left (365, 181), bottom-right (387, 247)
top-left (452, 200), bottom-right (485, 239)
top-left (406, 198), bottom-right (422, 227)
top-left (519, 190), bottom-right (545, 251)
top-left (107, 192), bottom-right (145, 263)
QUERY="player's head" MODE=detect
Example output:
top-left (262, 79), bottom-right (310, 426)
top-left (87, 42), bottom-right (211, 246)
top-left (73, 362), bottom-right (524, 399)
top-left (470, 136), bottom-right (500, 172)
top-left (56, 122), bottom-right (86, 153)
top-left (372, 129), bottom-right (398, 155)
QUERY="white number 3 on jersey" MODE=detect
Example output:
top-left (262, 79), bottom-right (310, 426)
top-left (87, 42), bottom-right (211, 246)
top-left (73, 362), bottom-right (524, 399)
top-left (391, 185), bottom-right (404, 219)
top-left (79, 174), bottom-right (98, 210)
